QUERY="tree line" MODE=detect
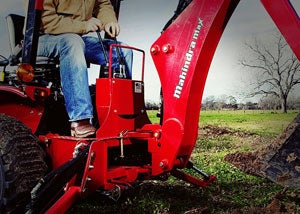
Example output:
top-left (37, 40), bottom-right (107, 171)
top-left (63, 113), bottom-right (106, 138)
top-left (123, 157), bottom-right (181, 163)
top-left (146, 94), bottom-right (300, 111)
top-left (201, 94), bottom-right (300, 111)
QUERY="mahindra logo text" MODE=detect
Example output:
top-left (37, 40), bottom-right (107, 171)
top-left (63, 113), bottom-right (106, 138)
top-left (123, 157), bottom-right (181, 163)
top-left (173, 18), bottom-right (203, 99)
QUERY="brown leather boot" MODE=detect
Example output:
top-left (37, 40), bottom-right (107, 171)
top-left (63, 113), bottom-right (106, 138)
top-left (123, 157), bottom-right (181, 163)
top-left (70, 119), bottom-right (96, 138)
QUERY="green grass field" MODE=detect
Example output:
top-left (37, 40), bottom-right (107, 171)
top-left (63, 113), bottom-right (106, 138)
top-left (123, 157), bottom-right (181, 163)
top-left (199, 110), bottom-right (297, 136)
top-left (69, 110), bottom-right (299, 213)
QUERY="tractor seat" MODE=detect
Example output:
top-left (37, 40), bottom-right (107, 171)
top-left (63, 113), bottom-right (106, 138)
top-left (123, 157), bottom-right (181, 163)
top-left (6, 14), bottom-right (57, 66)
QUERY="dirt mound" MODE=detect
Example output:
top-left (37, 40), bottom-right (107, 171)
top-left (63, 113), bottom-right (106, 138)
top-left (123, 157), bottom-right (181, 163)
top-left (225, 113), bottom-right (300, 188)
top-left (198, 124), bottom-right (265, 176)
top-left (199, 125), bottom-right (254, 138)
top-left (224, 151), bottom-right (261, 176)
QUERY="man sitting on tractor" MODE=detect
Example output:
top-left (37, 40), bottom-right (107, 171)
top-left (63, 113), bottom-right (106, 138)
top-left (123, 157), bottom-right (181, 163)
top-left (24, 0), bottom-right (133, 138)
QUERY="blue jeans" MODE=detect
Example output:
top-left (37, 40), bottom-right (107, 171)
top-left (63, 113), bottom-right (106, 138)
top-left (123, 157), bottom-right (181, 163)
top-left (37, 33), bottom-right (133, 121)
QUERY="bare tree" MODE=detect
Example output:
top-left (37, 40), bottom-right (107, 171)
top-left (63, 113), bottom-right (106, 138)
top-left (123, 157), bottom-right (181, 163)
top-left (240, 32), bottom-right (300, 113)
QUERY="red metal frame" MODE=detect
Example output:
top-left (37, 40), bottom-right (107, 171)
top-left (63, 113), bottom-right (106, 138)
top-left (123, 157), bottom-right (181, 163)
top-left (150, 0), bottom-right (240, 175)
top-left (261, 0), bottom-right (300, 60)
top-left (1, 0), bottom-right (299, 212)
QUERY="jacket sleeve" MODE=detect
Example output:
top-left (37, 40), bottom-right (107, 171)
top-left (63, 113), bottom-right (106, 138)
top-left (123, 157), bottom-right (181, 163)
top-left (41, 0), bottom-right (86, 34)
top-left (94, 0), bottom-right (118, 25)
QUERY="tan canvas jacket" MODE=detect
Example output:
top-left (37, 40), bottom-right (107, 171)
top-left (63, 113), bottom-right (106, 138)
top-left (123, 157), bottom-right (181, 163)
top-left (24, 0), bottom-right (117, 34)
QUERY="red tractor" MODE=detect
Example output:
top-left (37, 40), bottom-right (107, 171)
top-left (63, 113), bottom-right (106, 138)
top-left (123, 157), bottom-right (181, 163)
top-left (0, 0), bottom-right (299, 213)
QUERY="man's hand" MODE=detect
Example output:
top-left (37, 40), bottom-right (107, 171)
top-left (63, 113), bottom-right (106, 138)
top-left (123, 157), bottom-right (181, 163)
top-left (86, 17), bottom-right (103, 32)
top-left (104, 22), bottom-right (120, 38)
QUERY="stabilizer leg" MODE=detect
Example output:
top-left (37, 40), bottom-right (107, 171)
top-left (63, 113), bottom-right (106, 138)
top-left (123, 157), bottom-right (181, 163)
top-left (171, 161), bottom-right (216, 188)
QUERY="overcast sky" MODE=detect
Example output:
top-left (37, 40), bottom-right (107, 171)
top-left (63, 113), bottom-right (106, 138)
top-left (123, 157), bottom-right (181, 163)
top-left (0, 0), bottom-right (299, 103)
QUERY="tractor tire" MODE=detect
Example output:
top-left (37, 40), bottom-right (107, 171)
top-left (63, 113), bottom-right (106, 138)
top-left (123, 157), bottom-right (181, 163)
top-left (0, 114), bottom-right (48, 213)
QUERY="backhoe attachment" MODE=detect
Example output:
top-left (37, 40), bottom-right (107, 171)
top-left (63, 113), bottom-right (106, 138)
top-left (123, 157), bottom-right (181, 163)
top-left (226, 114), bottom-right (300, 188)
top-left (259, 114), bottom-right (300, 188)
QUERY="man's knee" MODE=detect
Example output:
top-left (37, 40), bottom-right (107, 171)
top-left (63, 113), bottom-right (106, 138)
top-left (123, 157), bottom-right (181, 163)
top-left (60, 34), bottom-right (85, 52)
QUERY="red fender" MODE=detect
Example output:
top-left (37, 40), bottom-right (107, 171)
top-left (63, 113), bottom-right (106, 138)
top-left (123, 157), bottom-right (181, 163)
top-left (0, 85), bottom-right (48, 133)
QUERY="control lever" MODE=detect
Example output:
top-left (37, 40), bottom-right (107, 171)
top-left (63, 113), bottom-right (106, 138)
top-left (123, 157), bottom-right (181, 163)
top-left (113, 37), bottom-right (126, 79)
top-left (96, 30), bottom-right (127, 78)
top-left (96, 30), bottom-right (109, 78)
